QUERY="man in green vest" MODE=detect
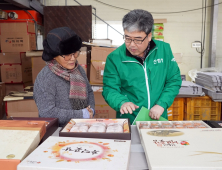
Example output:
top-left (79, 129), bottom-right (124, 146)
top-left (102, 9), bottom-right (182, 124)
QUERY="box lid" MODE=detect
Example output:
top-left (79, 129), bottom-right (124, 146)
top-left (8, 117), bottom-right (59, 144)
top-left (141, 128), bottom-right (222, 170)
top-left (17, 136), bottom-right (131, 170)
top-left (0, 120), bottom-right (46, 161)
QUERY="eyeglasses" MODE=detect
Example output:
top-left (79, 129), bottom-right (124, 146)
top-left (123, 34), bottom-right (148, 44)
top-left (60, 51), bottom-right (81, 61)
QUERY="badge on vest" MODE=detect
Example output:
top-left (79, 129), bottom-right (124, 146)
top-left (153, 58), bottom-right (163, 64)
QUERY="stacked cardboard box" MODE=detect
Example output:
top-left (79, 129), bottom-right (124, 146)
top-left (152, 23), bottom-right (164, 41)
top-left (0, 53), bottom-right (32, 95)
top-left (1, 22), bottom-right (36, 53)
top-left (0, 10), bottom-right (43, 94)
top-left (89, 46), bottom-right (117, 118)
top-left (90, 46), bottom-right (116, 85)
top-left (78, 47), bottom-right (87, 74)
top-left (3, 90), bottom-right (38, 118)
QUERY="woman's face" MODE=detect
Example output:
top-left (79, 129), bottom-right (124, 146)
top-left (54, 51), bottom-right (80, 70)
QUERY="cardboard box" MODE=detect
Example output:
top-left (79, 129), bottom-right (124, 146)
top-left (5, 82), bottom-right (33, 95)
top-left (0, 53), bottom-right (32, 83)
top-left (78, 47), bottom-right (87, 73)
top-left (0, 82), bottom-right (6, 119)
top-left (0, 52), bottom-right (26, 64)
top-left (31, 56), bottom-right (45, 83)
top-left (0, 120), bottom-right (46, 170)
top-left (90, 47), bottom-right (116, 84)
top-left (6, 99), bottom-right (38, 117)
top-left (94, 92), bottom-right (116, 118)
top-left (9, 117), bottom-right (59, 144)
top-left (154, 19), bottom-right (167, 23)
top-left (17, 136), bottom-right (131, 170)
top-left (60, 118), bottom-right (131, 140)
top-left (1, 22), bottom-right (36, 52)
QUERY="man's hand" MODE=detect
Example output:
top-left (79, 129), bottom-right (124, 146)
top-left (86, 105), bottom-right (94, 118)
top-left (120, 102), bottom-right (139, 114)
top-left (149, 105), bottom-right (164, 120)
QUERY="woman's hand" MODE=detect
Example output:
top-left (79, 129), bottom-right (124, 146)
top-left (86, 105), bottom-right (94, 118)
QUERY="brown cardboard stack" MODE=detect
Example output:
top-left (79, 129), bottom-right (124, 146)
top-left (1, 22), bottom-right (36, 53)
top-left (90, 46), bottom-right (116, 85)
top-left (92, 85), bottom-right (116, 118)
top-left (31, 55), bottom-right (45, 84)
top-left (78, 47), bottom-right (87, 73)
top-left (0, 53), bottom-right (32, 83)
top-left (25, 50), bottom-right (45, 84)
top-left (94, 92), bottom-right (116, 118)
top-left (6, 99), bottom-right (38, 118)
top-left (5, 82), bottom-right (32, 95)
top-left (4, 92), bottom-right (38, 118)
top-left (0, 53), bottom-right (32, 94)
top-left (0, 22), bottom-right (35, 94)
top-left (90, 46), bottom-right (116, 118)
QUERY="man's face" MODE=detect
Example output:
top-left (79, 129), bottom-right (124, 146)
top-left (124, 30), bottom-right (152, 57)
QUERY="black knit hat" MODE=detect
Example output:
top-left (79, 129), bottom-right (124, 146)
top-left (42, 27), bottom-right (82, 61)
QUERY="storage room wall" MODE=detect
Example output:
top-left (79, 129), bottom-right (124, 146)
top-left (45, 0), bottom-right (222, 80)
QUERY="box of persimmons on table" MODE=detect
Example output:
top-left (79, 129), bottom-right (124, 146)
top-left (59, 119), bottom-right (131, 140)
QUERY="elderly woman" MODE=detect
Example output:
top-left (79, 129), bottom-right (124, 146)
top-left (34, 27), bottom-right (95, 127)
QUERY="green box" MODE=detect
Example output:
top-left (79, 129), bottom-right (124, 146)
top-left (152, 30), bottom-right (163, 37)
top-left (153, 36), bottom-right (164, 41)
top-left (152, 23), bottom-right (164, 31)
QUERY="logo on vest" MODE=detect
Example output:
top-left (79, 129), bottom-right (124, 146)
top-left (171, 58), bottom-right (176, 62)
top-left (154, 58), bottom-right (163, 64)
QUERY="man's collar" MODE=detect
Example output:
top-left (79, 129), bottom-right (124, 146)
top-left (125, 39), bottom-right (156, 57)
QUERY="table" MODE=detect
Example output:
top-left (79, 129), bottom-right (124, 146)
top-left (52, 125), bottom-right (149, 170)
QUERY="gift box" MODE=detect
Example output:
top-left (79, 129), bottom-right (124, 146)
top-left (140, 127), bottom-right (222, 170)
top-left (136, 120), bottom-right (212, 150)
top-left (8, 117), bottom-right (59, 144)
top-left (135, 121), bottom-right (222, 170)
top-left (60, 119), bottom-right (131, 140)
top-left (17, 136), bottom-right (131, 170)
top-left (0, 120), bottom-right (46, 170)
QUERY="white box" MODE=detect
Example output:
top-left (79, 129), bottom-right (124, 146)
top-left (140, 128), bottom-right (222, 170)
top-left (18, 136), bottom-right (131, 170)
